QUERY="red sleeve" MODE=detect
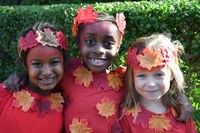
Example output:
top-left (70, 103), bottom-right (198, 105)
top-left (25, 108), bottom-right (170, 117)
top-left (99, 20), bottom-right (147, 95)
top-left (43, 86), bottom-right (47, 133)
top-left (186, 118), bottom-right (198, 133)
top-left (0, 83), bottom-right (12, 113)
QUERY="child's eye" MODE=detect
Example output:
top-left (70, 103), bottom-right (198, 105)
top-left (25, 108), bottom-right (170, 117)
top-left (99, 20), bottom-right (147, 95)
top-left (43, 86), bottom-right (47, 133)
top-left (50, 60), bottom-right (61, 66)
top-left (32, 62), bottom-right (42, 67)
top-left (85, 39), bottom-right (95, 46)
top-left (136, 74), bottom-right (146, 78)
top-left (155, 73), bottom-right (164, 78)
top-left (104, 41), bottom-right (114, 48)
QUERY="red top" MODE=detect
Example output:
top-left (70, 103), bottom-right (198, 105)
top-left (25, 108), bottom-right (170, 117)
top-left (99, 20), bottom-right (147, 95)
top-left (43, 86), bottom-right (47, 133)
top-left (61, 58), bottom-right (125, 133)
top-left (120, 104), bottom-right (197, 133)
top-left (0, 83), bottom-right (63, 133)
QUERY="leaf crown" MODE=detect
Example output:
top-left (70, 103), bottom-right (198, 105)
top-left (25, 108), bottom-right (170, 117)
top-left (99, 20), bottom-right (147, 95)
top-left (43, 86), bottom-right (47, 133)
top-left (72, 6), bottom-right (126, 37)
top-left (126, 47), bottom-right (178, 70)
top-left (19, 28), bottom-right (68, 57)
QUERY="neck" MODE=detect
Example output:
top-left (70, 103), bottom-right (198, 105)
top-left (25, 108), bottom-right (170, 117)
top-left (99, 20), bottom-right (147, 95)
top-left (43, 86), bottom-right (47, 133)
top-left (28, 81), bottom-right (51, 96)
top-left (140, 97), bottom-right (167, 114)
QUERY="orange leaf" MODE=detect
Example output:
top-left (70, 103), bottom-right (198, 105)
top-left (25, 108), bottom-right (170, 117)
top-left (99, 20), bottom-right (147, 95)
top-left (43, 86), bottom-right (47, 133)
top-left (171, 107), bottom-right (178, 118)
top-left (108, 73), bottom-right (122, 91)
top-left (124, 104), bottom-right (141, 117)
top-left (96, 97), bottom-right (115, 118)
top-left (137, 48), bottom-right (162, 70)
top-left (69, 118), bottom-right (93, 133)
top-left (148, 115), bottom-right (171, 132)
top-left (12, 90), bottom-right (34, 112)
top-left (73, 66), bottom-right (93, 87)
top-left (49, 93), bottom-right (64, 112)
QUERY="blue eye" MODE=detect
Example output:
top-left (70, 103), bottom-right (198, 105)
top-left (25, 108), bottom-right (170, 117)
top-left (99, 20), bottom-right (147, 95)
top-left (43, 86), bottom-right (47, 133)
top-left (155, 73), bottom-right (164, 78)
top-left (137, 74), bottom-right (146, 78)
top-left (85, 39), bottom-right (95, 46)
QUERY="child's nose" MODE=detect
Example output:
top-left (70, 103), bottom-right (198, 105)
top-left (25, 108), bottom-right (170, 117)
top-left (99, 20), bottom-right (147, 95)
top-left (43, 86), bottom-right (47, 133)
top-left (94, 44), bottom-right (106, 54)
top-left (42, 65), bottom-right (52, 76)
top-left (147, 77), bottom-right (156, 87)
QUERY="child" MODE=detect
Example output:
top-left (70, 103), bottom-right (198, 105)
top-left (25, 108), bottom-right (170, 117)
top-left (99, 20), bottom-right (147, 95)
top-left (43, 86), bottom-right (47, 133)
top-left (3, 6), bottom-right (194, 132)
top-left (0, 22), bottom-right (68, 133)
top-left (120, 34), bottom-right (197, 132)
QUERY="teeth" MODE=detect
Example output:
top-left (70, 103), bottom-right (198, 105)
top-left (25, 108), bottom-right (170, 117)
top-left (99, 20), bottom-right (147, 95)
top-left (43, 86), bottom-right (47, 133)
top-left (40, 77), bottom-right (55, 83)
top-left (92, 58), bottom-right (105, 63)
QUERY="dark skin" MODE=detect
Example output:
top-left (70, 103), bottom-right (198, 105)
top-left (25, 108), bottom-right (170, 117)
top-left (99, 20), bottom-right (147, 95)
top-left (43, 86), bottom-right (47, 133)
top-left (3, 71), bottom-right (194, 122)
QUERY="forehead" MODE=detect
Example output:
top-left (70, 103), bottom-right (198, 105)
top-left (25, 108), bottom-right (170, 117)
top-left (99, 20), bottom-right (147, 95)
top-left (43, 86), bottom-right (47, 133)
top-left (83, 21), bottom-right (119, 37)
top-left (27, 45), bottom-right (62, 60)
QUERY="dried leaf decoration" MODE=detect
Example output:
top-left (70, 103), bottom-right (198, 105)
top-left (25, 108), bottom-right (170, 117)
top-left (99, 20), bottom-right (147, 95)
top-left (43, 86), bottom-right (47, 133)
top-left (73, 66), bottom-right (93, 87)
top-left (12, 90), bottom-right (34, 112)
top-left (108, 73), bottom-right (122, 91)
top-left (137, 48), bottom-right (162, 70)
top-left (48, 93), bottom-right (64, 112)
top-left (171, 107), bottom-right (178, 118)
top-left (69, 118), bottom-right (93, 133)
top-left (96, 97), bottom-right (115, 118)
top-left (124, 104), bottom-right (141, 117)
top-left (36, 28), bottom-right (58, 47)
top-left (148, 115), bottom-right (171, 132)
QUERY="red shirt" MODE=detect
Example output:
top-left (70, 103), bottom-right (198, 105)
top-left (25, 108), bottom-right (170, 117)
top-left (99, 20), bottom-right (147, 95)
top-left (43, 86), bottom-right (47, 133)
top-left (61, 58), bottom-right (125, 132)
top-left (120, 104), bottom-right (197, 133)
top-left (0, 84), bottom-right (63, 133)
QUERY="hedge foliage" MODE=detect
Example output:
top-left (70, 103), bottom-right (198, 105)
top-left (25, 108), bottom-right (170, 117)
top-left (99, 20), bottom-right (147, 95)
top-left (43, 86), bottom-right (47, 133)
top-left (0, 1), bottom-right (199, 86)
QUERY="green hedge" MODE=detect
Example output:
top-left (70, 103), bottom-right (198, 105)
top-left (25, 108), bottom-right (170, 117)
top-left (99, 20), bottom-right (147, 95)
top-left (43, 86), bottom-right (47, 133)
top-left (0, 1), bottom-right (200, 130)
top-left (0, 1), bottom-right (199, 83)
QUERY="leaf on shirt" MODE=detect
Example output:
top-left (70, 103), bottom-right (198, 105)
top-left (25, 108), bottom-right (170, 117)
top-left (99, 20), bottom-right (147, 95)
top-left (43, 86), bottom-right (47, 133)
top-left (108, 73), bottom-right (122, 91)
top-left (73, 66), bottom-right (93, 87)
top-left (96, 97), bottom-right (115, 118)
top-left (69, 118), bottom-right (93, 133)
top-left (171, 107), bottom-right (178, 118)
top-left (12, 90), bottom-right (34, 112)
top-left (49, 92), bottom-right (64, 112)
top-left (124, 104), bottom-right (141, 117)
top-left (148, 115), bottom-right (171, 132)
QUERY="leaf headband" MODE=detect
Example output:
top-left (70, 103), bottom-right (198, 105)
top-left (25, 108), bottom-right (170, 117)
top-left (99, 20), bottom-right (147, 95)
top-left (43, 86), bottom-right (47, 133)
top-left (19, 28), bottom-right (68, 57)
top-left (126, 47), bottom-right (178, 70)
top-left (72, 6), bottom-right (126, 37)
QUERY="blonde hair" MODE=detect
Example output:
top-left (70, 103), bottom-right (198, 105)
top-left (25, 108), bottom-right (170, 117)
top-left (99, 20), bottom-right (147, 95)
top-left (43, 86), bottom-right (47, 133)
top-left (122, 34), bottom-right (184, 115)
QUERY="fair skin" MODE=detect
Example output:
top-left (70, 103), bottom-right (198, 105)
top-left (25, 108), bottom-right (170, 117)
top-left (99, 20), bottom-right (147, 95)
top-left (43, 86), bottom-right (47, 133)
top-left (79, 21), bottom-right (121, 73)
top-left (27, 45), bottom-right (64, 96)
top-left (133, 65), bottom-right (173, 114)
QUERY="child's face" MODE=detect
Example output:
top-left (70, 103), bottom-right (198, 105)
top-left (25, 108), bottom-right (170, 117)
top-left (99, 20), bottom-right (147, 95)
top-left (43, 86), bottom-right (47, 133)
top-left (79, 21), bottom-right (121, 73)
top-left (27, 45), bottom-right (64, 92)
top-left (133, 65), bottom-right (173, 102)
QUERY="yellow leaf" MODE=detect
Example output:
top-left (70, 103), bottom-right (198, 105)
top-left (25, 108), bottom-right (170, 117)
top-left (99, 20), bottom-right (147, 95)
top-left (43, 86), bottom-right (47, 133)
top-left (12, 90), bottom-right (34, 112)
top-left (108, 73), bottom-right (122, 91)
top-left (73, 66), bottom-right (93, 87)
top-left (96, 97), bottom-right (115, 118)
top-left (49, 93), bottom-right (64, 112)
top-left (137, 48), bottom-right (162, 70)
top-left (124, 104), bottom-right (141, 117)
top-left (69, 118), bottom-right (93, 133)
top-left (148, 115), bottom-right (171, 132)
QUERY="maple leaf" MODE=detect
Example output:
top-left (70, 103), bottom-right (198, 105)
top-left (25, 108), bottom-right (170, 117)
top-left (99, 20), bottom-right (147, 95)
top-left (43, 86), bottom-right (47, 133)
top-left (12, 90), bottom-right (34, 112)
top-left (96, 97), bottom-right (115, 118)
top-left (92, 75), bottom-right (109, 90)
top-left (73, 66), bottom-right (93, 87)
top-left (36, 28), bottom-right (58, 47)
top-left (124, 104), bottom-right (141, 117)
top-left (137, 48), bottom-right (162, 70)
top-left (56, 31), bottom-right (68, 50)
top-left (69, 118), bottom-right (93, 133)
top-left (108, 73), bottom-right (123, 91)
top-left (19, 30), bottom-right (38, 51)
top-left (31, 99), bottom-right (51, 117)
top-left (116, 13), bottom-right (126, 36)
top-left (171, 107), bottom-right (178, 118)
top-left (148, 115), bottom-right (171, 132)
top-left (49, 93), bottom-right (64, 112)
